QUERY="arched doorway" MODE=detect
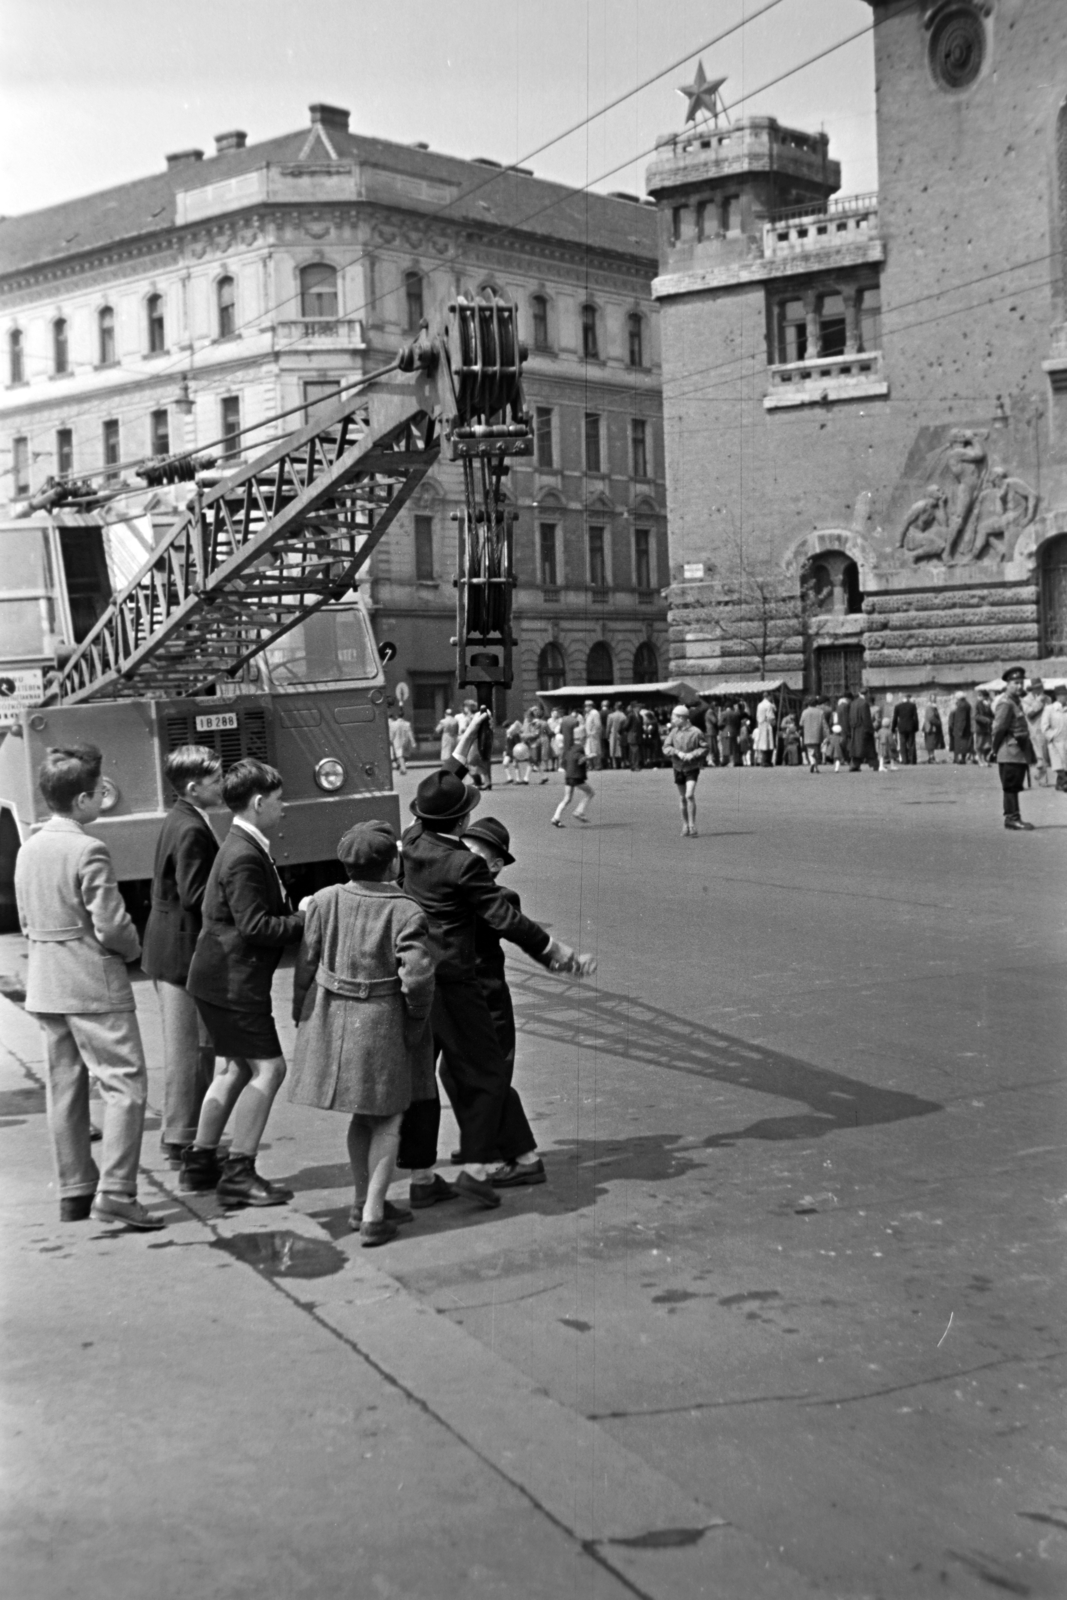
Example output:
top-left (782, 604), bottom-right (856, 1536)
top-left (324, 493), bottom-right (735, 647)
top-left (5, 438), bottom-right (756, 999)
top-left (1040, 534), bottom-right (1067, 656)
top-left (633, 640), bottom-right (659, 682)
top-left (586, 641), bottom-right (614, 685)
top-left (537, 641), bottom-right (566, 691)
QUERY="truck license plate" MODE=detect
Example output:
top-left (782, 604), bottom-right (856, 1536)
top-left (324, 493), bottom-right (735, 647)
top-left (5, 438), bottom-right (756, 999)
top-left (195, 712), bottom-right (238, 732)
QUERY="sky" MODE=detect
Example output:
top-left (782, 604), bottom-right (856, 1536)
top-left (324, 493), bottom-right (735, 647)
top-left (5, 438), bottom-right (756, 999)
top-left (0, 0), bottom-right (877, 218)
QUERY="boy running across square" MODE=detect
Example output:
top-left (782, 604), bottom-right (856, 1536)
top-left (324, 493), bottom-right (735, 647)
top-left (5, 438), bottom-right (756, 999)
top-left (550, 740), bottom-right (594, 828)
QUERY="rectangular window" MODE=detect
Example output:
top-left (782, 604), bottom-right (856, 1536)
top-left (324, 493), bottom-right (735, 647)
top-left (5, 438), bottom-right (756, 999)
top-left (414, 514), bottom-right (435, 580)
top-left (535, 407), bottom-right (554, 469)
top-left (12, 435), bottom-right (30, 496)
top-left (776, 298), bottom-right (808, 365)
top-left (98, 309), bottom-right (115, 367)
top-left (634, 527), bottom-right (652, 591)
top-left (147, 294), bottom-right (166, 354)
top-left (627, 314), bottom-right (644, 369)
top-left (531, 295), bottom-right (549, 351)
top-left (404, 272), bottom-right (424, 332)
top-left (303, 379), bottom-right (342, 421)
top-left (9, 330), bottom-right (24, 385)
top-left (671, 206), bottom-right (685, 244)
top-left (818, 293), bottom-right (847, 358)
top-left (539, 523), bottom-right (558, 587)
top-left (56, 428), bottom-right (74, 477)
top-left (581, 304), bottom-right (599, 361)
top-left (696, 202), bottom-right (708, 242)
top-left (220, 396), bottom-right (241, 461)
top-left (584, 412), bottom-right (602, 474)
top-left (859, 285), bottom-right (881, 352)
top-left (588, 525), bottom-right (607, 589)
top-left (150, 408), bottom-right (170, 457)
top-left (631, 418), bottom-right (648, 479)
top-left (722, 194), bottom-right (740, 234)
top-left (102, 419), bottom-right (120, 482)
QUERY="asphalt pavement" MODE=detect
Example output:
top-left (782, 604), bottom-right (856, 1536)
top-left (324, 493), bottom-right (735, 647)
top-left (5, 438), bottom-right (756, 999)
top-left (2, 756), bottom-right (1065, 1599)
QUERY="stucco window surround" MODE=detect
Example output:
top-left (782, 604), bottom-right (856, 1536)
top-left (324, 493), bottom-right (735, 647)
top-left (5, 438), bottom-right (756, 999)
top-left (529, 290), bottom-right (553, 353)
top-left (299, 261), bottom-right (340, 321)
top-left (536, 489), bottom-right (566, 593)
top-left (580, 300), bottom-right (603, 363)
top-left (96, 305), bottom-right (116, 368)
top-left (7, 327), bottom-right (25, 386)
top-left (215, 273), bottom-right (238, 340)
top-left (145, 291), bottom-right (167, 355)
top-left (782, 528), bottom-right (877, 592)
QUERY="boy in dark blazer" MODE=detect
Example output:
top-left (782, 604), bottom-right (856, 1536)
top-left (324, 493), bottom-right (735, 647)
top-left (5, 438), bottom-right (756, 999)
top-left (183, 759), bottom-right (304, 1206)
top-left (141, 746), bottom-right (222, 1165)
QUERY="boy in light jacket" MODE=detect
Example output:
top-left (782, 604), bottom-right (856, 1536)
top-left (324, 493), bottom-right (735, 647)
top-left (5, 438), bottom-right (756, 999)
top-left (15, 744), bottom-right (164, 1230)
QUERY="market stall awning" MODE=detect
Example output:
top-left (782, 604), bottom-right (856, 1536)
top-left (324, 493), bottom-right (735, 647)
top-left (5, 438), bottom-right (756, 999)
top-left (697, 679), bottom-right (790, 698)
top-left (535, 680), bottom-right (704, 703)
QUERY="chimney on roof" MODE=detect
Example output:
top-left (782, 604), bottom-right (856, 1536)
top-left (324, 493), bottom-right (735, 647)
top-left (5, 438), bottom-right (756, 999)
top-left (215, 130), bottom-right (247, 154)
top-left (309, 103), bottom-right (350, 133)
top-left (166, 149), bottom-right (204, 169)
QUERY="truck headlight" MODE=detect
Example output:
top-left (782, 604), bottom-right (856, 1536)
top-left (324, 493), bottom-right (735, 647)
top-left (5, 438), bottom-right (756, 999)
top-left (99, 777), bottom-right (120, 811)
top-left (314, 757), bottom-right (346, 792)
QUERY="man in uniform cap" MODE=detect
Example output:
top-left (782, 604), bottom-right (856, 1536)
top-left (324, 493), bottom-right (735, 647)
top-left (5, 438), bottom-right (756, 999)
top-left (991, 668), bottom-right (1035, 830)
top-left (397, 712), bottom-right (576, 1207)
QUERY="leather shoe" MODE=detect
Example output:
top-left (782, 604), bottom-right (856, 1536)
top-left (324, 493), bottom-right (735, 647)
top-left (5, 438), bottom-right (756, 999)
top-left (489, 1158), bottom-right (546, 1188)
top-left (160, 1140), bottom-right (185, 1168)
top-left (360, 1218), bottom-right (399, 1247)
top-left (1004, 817), bottom-right (1034, 830)
top-left (455, 1170), bottom-right (502, 1208)
top-left (60, 1193), bottom-right (95, 1222)
top-left (90, 1194), bottom-right (166, 1231)
top-left (348, 1199), bottom-right (414, 1229)
top-left (409, 1174), bottom-right (458, 1209)
top-left (216, 1155), bottom-right (292, 1208)
top-left (179, 1144), bottom-right (222, 1192)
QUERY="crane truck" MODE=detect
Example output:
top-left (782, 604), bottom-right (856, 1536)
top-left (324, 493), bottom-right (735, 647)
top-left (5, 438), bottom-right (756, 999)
top-left (0, 295), bottom-right (530, 929)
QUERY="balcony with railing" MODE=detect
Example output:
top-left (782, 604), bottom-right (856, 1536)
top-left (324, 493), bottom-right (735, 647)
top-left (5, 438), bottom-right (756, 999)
top-left (764, 349), bottom-right (888, 410)
top-left (274, 318), bottom-right (366, 349)
top-left (763, 193), bottom-right (879, 261)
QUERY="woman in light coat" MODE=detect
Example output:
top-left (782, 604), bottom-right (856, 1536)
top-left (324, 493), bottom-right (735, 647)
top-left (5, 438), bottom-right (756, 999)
top-left (754, 694), bottom-right (776, 766)
top-left (1040, 685), bottom-right (1067, 793)
top-left (435, 709), bottom-right (459, 763)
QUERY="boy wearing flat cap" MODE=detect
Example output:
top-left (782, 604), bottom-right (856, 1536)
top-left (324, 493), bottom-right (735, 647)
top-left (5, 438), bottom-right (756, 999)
top-left (397, 712), bottom-right (577, 1208)
top-left (289, 821), bottom-right (435, 1247)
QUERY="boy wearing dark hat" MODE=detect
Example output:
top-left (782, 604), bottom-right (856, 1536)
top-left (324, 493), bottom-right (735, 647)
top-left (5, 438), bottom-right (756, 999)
top-left (289, 821), bottom-right (436, 1246)
top-left (397, 712), bottom-right (577, 1207)
top-left (992, 668), bottom-right (1036, 830)
top-left (463, 816), bottom-right (595, 1186)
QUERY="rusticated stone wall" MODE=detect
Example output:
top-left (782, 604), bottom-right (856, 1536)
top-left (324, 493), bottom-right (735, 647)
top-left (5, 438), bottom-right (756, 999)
top-left (667, 581), bottom-right (805, 684)
top-left (862, 585), bottom-right (1039, 670)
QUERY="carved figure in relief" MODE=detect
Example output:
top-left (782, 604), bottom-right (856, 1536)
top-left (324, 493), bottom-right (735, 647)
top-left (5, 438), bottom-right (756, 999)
top-left (899, 484), bottom-right (950, 562)
top-left (970, 467), bottom-right (1040, 562)
top-left (943, 428), bottom-right (988, 562)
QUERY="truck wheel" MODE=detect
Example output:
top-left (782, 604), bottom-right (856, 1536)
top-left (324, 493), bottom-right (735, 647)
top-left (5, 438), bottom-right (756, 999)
top-left (0, 809), bottom-right (19, 934)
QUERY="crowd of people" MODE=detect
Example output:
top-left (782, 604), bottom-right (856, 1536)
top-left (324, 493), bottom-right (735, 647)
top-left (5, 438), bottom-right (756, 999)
top-left (14, 714), bottom-right (594, 1237)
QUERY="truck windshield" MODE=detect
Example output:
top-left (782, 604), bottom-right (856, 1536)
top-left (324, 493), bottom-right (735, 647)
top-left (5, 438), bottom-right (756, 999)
top-left (257, 605), bottom-right (380, 689)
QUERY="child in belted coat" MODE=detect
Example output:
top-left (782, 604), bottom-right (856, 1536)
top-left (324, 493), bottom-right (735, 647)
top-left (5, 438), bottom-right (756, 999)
top-left (288, 821), bottom-right (436, 1246)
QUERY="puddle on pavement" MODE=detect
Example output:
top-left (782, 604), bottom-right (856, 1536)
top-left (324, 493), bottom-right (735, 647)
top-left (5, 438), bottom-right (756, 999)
top-left (607, 1527), bottom-right (711, 1550)
top-left (209, 1230), bottom-right (346, 1279)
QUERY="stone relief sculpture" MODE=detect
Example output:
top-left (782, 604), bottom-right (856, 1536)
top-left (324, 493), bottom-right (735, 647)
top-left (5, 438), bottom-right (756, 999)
top-left (897, 426), bottom-right (1038, 565)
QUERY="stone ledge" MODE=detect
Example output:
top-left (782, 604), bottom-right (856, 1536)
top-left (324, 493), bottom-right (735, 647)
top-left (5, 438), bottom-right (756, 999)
top-left (652, 238), bottom-right (884, 298)
top-left (873, 644), bottom-right (1039, 667)
top-left (864, 586), bottom-right (1037, 613)
top-left (867, 625), bottom-right (1038, 651)
top-left (866, 605), bottom-right (1037, 632)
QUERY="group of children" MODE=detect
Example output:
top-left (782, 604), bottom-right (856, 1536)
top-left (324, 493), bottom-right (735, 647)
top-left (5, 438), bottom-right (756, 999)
top-left (15, 713), bottom-right (593, 1244)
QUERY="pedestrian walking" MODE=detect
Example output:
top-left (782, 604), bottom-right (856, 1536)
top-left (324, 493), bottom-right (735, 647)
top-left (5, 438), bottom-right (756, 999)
top-left (289, 822), bottom-right (436, 1247)
top-left (182, 759), bottom-right (305, 1206)
top-left (1040, 684), bottom-right (1067, 793)
top-left (974, 690), bottom-right (994, 764)
top-left (1022, 678), bottom-right (1050, 785)
top-left (754, 692), bottom-right (776, 767)
top-left (948, 693), bottom-right (973, 763)
top-left (780, 713), bottom-right (801, 765)
top-left (583, 699), bottom-right (603, 770)
top-left (849, 688), bottom-right (878, 772)
top-left (800, 696), bottom-right (830, 773)
top-left (463, 816), bottom-right (595, 1188)
top-left (624, 702), bottom-right (643, 770)
top-left (551, 737), bottom-right (595, 826)
top-left (875, 704), bottom-right (896, 771)
top-left (922, 700), bottom-right (945, 762)
top-left (501, 719), bottom-right (524, 784)
top-left (661, 703), bottom-right (707, 835)
top-left (892, 693), bottom-right (919, 764)
top-left (14, 743), bottom-right (163, 1230)
top-left (704, 700), bottom-right (720, 765)
top-left (396, 714), bottom-right (575, 1209)
top-left (835, 692), bottom-right (854, 765)
top-left (607, 702), bottom-right (626, 768)
top-left (738, 711), bottom-right (753, 766)
top-left (140, 745), bottom-right (222, 1167)
top-left (991, 667), bottom-right (1035, 830)
top-left (388, 712), bottom-right (416, 774)
top-left (435, 708), bottom-right (459, 763)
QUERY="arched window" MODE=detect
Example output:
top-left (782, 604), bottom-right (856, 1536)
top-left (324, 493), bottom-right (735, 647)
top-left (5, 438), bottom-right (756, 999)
top-left (146, 293), bottom-right (166, 353)
top-left (53, 317), bottom-right (69, 375)
top-left (581, 303), bottom-right (599, 361)
top-left (98, 306), bottom-right (115, 366)
top-left (801, 551), bottom-right (864, 617)
top-left (8, 328), bottom-right (23, 385)
top-left (805, 560), bottom-right (835, 614)
top-left (404, 271), bottom-right (424, 332)
top-left (841, 559), bottom-right (862, 614)
top-left (300, 263), bottom-right (338, 320)
top-left (217, 275), bottom-right (236, 338)
top-left (537, 641), bottom-right (566, 691)
top-left (586, 640), bottom-right (613, 685)
top-left (627, 313), bottom-right (644, 369)
top-left (633, 641), bottom-right (659, 683)
top-left (531, 294), bottom-right (549, 351)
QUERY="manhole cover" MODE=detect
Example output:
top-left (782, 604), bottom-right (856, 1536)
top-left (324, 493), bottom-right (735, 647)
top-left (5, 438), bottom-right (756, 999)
top-left (210, 1230), bottom-right (346, 1279)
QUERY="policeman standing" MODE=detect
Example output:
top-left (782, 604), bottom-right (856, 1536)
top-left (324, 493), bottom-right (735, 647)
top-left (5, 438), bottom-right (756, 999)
top-left (991, 667), bottom-right (1035, 830)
